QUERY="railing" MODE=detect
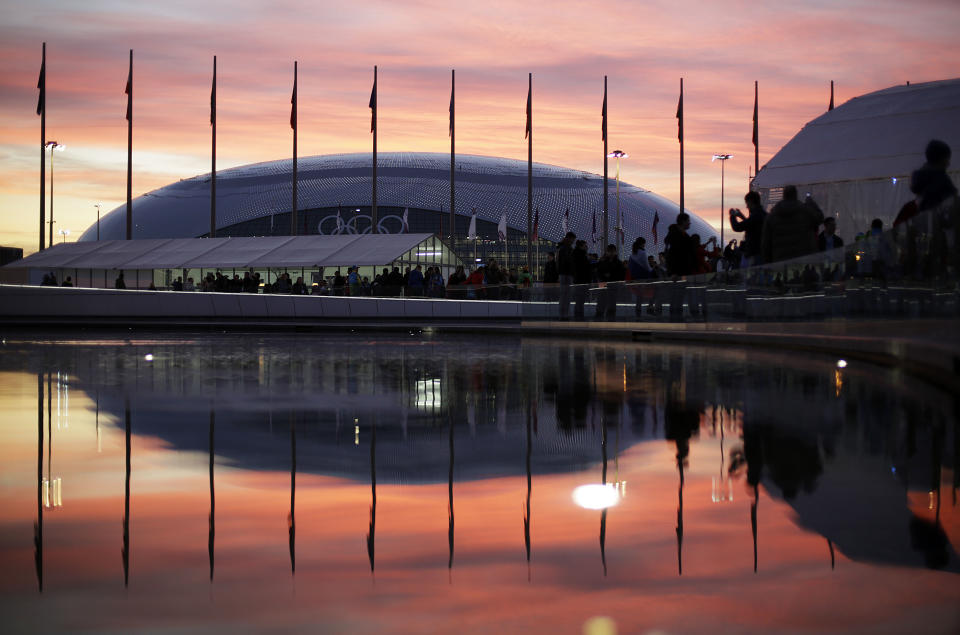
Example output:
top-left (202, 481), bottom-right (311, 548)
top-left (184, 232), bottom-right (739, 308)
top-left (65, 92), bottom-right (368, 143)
top-left (517, 199), bottom-right (960, 322)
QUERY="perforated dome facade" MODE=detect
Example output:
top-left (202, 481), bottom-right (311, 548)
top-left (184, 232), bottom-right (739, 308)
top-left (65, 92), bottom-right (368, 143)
top-left (79, 152), bottom-right (716, 251)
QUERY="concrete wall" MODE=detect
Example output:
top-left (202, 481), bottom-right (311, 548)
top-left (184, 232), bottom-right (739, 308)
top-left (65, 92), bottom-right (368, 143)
top-left (0, 284), bottom-right (524, 323)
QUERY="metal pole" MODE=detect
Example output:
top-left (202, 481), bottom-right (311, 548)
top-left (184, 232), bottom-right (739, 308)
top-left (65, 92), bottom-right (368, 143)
top-left (48, 145), bottom-right (54, 247)
top-left (39, 43), bottom-right (46, 252)
top-left (372, 65), bottom-right (378, 233)
top-left (603, 76), bottom-right (608, 248)
top-left (450, 69), bottom-right (455, 242)
top-left (95, 204), bottom-right (100, 240)
top-left (125, 49), bottom-right (132, 241)
top-left (720, 158), bottom-right (725, 247)
top-left (526, 72), bottom-right (532, 276)
top-left (211, 55), bottom-right (217, 238)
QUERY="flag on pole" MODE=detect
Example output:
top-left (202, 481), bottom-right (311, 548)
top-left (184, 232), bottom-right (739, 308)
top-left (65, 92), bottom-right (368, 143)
top-left (532, 208), bottom-right (539, 241)
top-left (369, 73), bottom-right (377, 133)
top-left (124, 64), bottom-right (132, 121)
top-left (498, 212), bottom-right (507, 241)
top-left (467, 210), bottom-right (477, 240)
top-left (402, 208), bottom-right (409, 233)
top-left (601, 87), bottom-right (607, 142)
top-left (828, 80), bottom-right (835, 111)
top-left (211, 60), bottom-right (216, 126)
top-left (676, 88), bottom-right (683, 143)
top-left (652, 211), bottom-right (660, 246)
top-left (562, 208), bottom-right (569, 235)
top-left (37, 55), bottom-right (45, 116)
top-left (524, 83), bottom-right (531, 139)
top-left (591, 210), bottom-right (597, 247)
top-left (290, 70), bottom-right (297, 129)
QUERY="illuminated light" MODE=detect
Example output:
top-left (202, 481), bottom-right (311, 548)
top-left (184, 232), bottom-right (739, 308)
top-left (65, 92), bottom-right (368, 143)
top-left (144, 354), bottom-right (154, 362)
top-left (416, 378), bottom-right (442, 409)
top-left (572, 484), bottom-right (620, 510)
top-left (582, 616), bottom-right (617, 635)
top-left (892, 177), bottom-right (898, 185)
top-left (354, 424), bottom-right (360, 446)
top-left (836, 359), bottom-right (847, 368)
top-left (415, 251), bottom-right (442, 257)
top-left (711, 477), bottom-right (734, 503)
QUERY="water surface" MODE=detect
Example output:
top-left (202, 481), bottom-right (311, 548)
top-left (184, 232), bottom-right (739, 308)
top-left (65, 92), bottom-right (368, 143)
top-left (0, 333), bottom-right (957, 633)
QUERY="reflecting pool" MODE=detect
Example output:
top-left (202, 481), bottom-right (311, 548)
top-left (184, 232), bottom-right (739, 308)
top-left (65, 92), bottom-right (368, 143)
top-left (0, 333), bottom-right (957, 633)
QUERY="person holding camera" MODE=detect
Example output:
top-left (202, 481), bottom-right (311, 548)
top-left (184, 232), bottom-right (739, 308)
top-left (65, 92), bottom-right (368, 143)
top-left (729, 191), bottom-right (767, 268)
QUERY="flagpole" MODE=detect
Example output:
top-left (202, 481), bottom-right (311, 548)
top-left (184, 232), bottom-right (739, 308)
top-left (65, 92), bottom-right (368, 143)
top-left (371, 65), bottom-right (378, 233)
top-left (126, 49), bottom-right (132, 241)
top-left (753, 80), bottom-right (759, 178)
top-left (450, 69), bottom-right (455, 243)
top-left (679, 77), bottom-right (684, 214)
top-left (210, 55), bottom-right (216, 238)
top-left (526, 72), bottom-right (533, 276)
top-left (603, 75), bottom-right (608, 247)
top-left (291, 61), bottom-right (298, 236)
top-left (829, 80), bottom-right (835, 111)
top-left (38, 42), bottom-right (46, 252)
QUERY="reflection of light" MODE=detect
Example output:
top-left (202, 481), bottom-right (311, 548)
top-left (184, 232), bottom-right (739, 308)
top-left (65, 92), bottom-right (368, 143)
top-left (572, 484), bottom-right (620, 510)
top-left (42, 477), bottom-right (63, 508)
top-left (711, 477), bottom-right (733, 503)
top-left (835, 369), bottom-right (843, 397)
top-left (836, 359), bottom-right (847, 368)
top-left (144, 354), bottom-right (154, 362)
top-left (929, 491), bottom-right (937, 510)
top-left (354, 424), bottom-right (360, 446)
top-left (415, 378), bottom-right (442, 410)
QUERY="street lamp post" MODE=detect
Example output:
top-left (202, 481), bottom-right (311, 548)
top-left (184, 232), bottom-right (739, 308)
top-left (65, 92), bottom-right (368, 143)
top-left (44, 141), bottom-right (65, 247)
top-left (712, 154), bottom-right (732, 246)
top-left (58, 229), bottom-right (70, 244)
top-left (606, 150), bottom-right (628, 255)
top-left (95, 204), bottom-right (101, 240)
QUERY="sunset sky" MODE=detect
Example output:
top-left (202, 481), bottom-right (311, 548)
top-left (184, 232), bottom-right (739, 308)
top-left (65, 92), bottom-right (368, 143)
top-left (2, 0), bottom-right (958, 254)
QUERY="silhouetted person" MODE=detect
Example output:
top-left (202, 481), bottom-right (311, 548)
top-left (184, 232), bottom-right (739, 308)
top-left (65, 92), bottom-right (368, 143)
top-left (665, 213), bottom-right (697, 276)
top-left (911, 139), bottom-right (956, 212)
top-left (818, 217), bottom-right (844, 251)
top-left (761, 185), bottom-right (823, 264)
top-left (572, 240), bottom-right (591, 320)
top-left (729, 191), bottom-right (767, 267)
top-left (60, 276), bottom-right (73, 287)
top-left (542, 252), bottom-right (559, 284)
top-left (115, 272), bottom-right (127, 289)
top-left (557, 232), bottom-right (576, 319)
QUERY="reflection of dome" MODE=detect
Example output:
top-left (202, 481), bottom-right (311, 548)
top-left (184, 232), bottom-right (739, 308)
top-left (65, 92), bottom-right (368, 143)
top-left (79, 152), bottom-right (717, 251)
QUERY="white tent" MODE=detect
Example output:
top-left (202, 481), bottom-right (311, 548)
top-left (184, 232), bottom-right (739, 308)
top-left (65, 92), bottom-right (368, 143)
top-left (1, 234), bottom-right (457, 288)
top-left (753, 78), bottom-right (960, 239)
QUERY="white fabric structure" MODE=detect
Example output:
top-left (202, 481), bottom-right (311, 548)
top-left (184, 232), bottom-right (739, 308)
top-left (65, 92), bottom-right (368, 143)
top-left (753, 78), bottom-right (960, 238)
top-left (8, 234), bottom-right (439, 270)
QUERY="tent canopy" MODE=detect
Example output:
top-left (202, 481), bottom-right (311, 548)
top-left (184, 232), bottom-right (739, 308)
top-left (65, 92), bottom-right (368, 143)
top-left (6, 234), bottom-right (442, 271)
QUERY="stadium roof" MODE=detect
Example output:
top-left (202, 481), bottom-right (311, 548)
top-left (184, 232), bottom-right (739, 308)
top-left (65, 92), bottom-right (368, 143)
top-left (80, 152), bottom-right (717, 248)
top-left (7, 234), bottom-right (440, 270)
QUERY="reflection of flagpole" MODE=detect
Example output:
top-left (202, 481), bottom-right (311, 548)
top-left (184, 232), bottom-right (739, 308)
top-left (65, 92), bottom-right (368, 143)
top-left (208, 410), bottom-right (215, 581)
top-left (677, 451), bottom-right (684, 576)
top-left (600, 414), bottom-right (608, 577)
top-left (289, 411), bottom-right (296, 575)
top-left (751, 484), bottom-right (758, 573)
top-left (524, 397), bottom-right (532, 581)
top-left (122, 398), bottom-right (131, 587)
top-left (448, 415), bottom-right (454, 573)
top-left (366, 416), bottom-right (376, 574)
top-left (35, 373), bottom-right (43, 592)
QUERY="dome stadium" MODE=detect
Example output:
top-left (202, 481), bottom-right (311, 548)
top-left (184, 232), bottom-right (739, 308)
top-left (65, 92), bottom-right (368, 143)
top-left (80, 152), bottom-right (717, 263)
